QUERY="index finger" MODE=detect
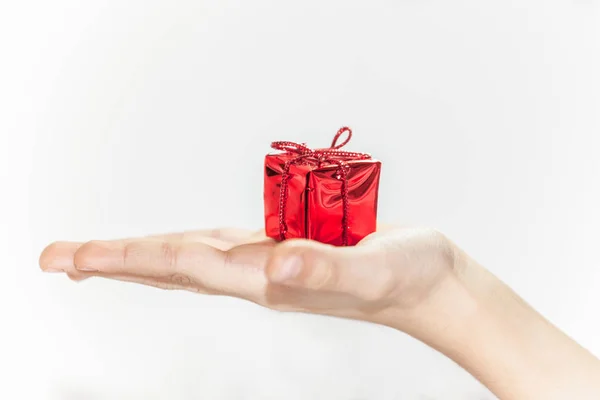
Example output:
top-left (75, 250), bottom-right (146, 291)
top-left (39, 227), bottom-right (265, 272)
top-left (72, 239), bottom-right (275, 298)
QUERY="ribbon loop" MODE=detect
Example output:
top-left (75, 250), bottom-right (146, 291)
top-left (271, 127), bottom-right (371, 246)
top-left (330, 126), bottom-right (352, 149)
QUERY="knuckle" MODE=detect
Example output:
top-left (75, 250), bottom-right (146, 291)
top-left (418, 227), bottom-right (450, 249)
top-left (389, 227), bottom-right (455, 270)
top-left (121, 242), bottom-right (135, 268)
top-left (160, 241), bottom-right (178, 270)
top-left (421, 228), bottom-right (455, 268)
top-left (121, 241), bottom-right (182, 271)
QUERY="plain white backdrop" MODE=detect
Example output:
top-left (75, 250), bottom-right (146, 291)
top-left (1, 0), bottom-right (599, 399)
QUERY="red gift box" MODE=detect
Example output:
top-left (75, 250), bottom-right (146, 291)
top-left (264, 127), bottom-right (381, 246)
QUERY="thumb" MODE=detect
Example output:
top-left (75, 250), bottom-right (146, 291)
top-left (265, 239), bottom-right (396, 302)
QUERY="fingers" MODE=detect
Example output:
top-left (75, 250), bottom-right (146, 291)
top-left (265, 239), bottom-right (397, 303)
top-left (39, 228), bottom-right (253, 272)
top-left (39, 227), bottom-right (273, 302)
top-left (72, 240), bottom-right (223, 278)
top-left (39, 242), bottom-right (80, 273)
top-left (69, 239), bottom-right (273, 299)
top-left (39, 225), bottom-right (398, 308)
top-left (66, 270), bottom-right (222, 295)
top-left (41, 239), bottom-right (269, 298)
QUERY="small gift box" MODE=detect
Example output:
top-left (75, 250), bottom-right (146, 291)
top-left (264, 127), bottom-right (381, 246)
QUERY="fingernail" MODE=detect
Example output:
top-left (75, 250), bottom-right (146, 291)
top-left (75, 267), bottom-right (98, 272)
top-left (74, 241), bottom-right (114, 272)
top-left (271, 255), bottom-right (303, 283)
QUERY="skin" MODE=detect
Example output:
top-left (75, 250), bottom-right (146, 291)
top-left (39, 226), bottom-right (600, 399)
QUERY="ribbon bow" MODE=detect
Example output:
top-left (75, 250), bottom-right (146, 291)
top-left (270, 127), bottom-right (371, 246)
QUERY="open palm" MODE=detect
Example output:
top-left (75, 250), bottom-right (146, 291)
top-left (40, 225), bottom-right (457, 326)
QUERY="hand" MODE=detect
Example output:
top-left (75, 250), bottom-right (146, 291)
top-left (39, 226), bottom-right (600, 399)
top-left (39, 225), bottom-right (458, 330)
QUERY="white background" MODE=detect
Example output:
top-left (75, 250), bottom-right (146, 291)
top-left (1, 1), bottom-right (599, 399)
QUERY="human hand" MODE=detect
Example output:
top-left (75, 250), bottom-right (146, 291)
top-left (39, 226), bottom-right (600, 399)
top-left (39, 225), bottom-right (460, 332)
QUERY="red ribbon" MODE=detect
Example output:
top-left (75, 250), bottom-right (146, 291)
top-left (271, 127), bottom-right (371, 246)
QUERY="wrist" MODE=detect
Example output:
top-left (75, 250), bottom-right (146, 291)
top-left (383, 246), bottom-right (600, 399)
top-left (372, 241), bottom-right (482, 342)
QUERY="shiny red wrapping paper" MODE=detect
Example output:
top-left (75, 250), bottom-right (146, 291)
top-left (264, 128), bottom-right (381, 246)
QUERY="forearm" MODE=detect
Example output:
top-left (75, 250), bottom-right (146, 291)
top-left (386, 249), bottom-right (600, 399)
